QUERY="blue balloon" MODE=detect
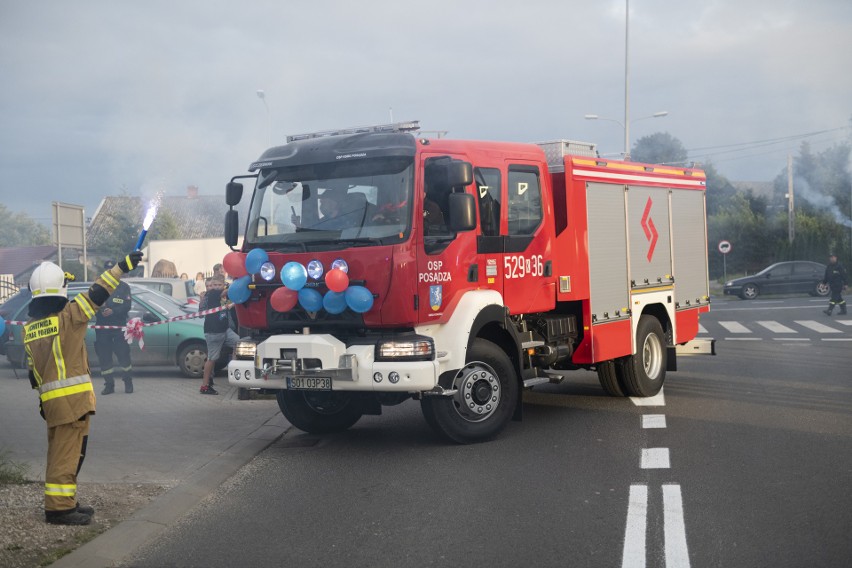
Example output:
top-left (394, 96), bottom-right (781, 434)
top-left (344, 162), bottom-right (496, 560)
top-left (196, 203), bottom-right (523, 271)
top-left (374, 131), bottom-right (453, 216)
top-left (322, 291), bottom-right (347, 314)
top-left (245, 248), bottom-right (269, 274)
top-left (298, 288), bottom-right (323, 312)
top-left (0, 317), bottom-right (5, 338)
top-left (281, 262), bottom-right (308, 290)
top-left (344, 285), bottom-right (374, 313)
top-left (227, 275), bottom-right (252, 304)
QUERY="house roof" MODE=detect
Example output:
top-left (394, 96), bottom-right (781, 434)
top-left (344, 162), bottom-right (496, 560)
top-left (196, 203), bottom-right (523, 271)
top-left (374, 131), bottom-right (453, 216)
top-left (0, 245), bottom-right (58, 282)
top-left (87, 194), bottom-right (250, 244)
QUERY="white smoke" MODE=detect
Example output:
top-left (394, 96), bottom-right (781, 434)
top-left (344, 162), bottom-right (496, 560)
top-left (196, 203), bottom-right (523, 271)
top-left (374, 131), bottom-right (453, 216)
top-left (794, 176), bottom-right (852, 229)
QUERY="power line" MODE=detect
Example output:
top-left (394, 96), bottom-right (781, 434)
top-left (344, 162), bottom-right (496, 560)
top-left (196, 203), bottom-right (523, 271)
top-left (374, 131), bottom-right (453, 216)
top-left (685, 126), bottom-right (848, 153)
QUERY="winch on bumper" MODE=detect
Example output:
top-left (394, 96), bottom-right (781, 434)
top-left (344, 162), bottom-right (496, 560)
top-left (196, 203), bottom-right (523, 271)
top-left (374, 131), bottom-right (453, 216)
top-left (228, 334), bottom-right (441, 393)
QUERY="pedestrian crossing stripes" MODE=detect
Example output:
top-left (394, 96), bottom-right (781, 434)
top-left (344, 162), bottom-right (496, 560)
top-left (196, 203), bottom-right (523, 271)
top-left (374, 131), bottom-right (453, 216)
top-left (698, 319), bottom-right (852, 340)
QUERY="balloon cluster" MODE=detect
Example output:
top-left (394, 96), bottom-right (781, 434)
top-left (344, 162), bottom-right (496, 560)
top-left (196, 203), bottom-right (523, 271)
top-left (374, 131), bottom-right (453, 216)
top-left (221, 251), bottom-right (374, 314)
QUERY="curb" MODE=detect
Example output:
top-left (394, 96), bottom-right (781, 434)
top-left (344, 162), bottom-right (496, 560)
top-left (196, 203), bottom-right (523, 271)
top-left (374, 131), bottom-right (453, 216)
top-left (50, 413), bottom-right (289, 568)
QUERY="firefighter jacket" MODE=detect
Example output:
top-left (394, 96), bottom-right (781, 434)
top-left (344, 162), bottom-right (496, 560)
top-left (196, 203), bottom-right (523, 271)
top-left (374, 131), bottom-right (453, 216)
top-left (95, 280), bottom-right (132, 326)
top-left (823, 262), bottom-right (848, 289)
top-left (24, 265), bottom-right (126, 428)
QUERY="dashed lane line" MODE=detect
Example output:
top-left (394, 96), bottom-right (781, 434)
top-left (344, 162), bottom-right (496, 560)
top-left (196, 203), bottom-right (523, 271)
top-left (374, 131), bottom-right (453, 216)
top-left (641, 448), bottom-right (671, 469)
top-left (642, 414), bottom-right (667, 429)
top-left (631, 389), bottom-right (665, 407)
top-left (622, 485), bottom-right (648, 568)
top-left (663, 484), bottom-right (692, 568)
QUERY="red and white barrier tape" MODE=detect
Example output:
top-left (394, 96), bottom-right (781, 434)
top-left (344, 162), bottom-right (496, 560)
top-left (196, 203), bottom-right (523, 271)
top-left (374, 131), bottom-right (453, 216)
top-left (3, 304), bottom-right (232, 349)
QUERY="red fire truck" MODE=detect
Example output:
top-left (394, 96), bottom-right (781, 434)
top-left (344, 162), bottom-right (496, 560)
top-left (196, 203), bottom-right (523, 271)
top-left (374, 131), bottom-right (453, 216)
top-left (224, 121), bottom-right (713, 443)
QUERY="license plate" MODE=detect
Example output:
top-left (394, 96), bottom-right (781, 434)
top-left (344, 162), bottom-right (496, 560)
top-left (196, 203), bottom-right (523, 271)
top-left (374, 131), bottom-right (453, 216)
top-left (287, 377), bottom-right (332, 390)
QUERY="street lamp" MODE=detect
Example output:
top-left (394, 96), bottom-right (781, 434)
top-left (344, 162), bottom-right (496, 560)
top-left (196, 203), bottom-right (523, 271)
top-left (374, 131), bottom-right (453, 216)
top-left (256, 89), bottom-right (270, 147)
top-left (584, 111), bottom-right (668, 160)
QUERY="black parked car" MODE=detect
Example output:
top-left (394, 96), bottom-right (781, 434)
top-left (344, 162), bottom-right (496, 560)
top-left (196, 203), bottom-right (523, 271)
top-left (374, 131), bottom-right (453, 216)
top-left (723, 261), bottom-right (829, 300)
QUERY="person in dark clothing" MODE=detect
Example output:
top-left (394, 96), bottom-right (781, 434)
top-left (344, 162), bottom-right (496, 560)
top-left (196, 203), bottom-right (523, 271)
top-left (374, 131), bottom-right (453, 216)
top-left (199, 275), bottom-right (238, 394)
top-left (95, 260), bottom-right (134, 394)
top-left (822, 254), bottom-right (848, 316)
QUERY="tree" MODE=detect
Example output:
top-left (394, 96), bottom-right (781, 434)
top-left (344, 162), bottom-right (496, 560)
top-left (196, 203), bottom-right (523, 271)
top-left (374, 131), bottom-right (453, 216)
top-left (0, 204), bottom-right (51, 247)
top-left (630, 132), bottom-right (688, 165)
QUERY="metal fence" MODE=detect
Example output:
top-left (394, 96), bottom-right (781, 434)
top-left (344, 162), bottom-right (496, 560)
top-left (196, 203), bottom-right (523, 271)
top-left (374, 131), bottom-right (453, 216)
top-left (0, 275), bottom-right (20, 304)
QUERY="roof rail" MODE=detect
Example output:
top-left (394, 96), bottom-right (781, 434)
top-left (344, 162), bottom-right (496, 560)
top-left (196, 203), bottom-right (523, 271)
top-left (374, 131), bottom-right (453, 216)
top-left (286, 120), bottom-right (421, 142)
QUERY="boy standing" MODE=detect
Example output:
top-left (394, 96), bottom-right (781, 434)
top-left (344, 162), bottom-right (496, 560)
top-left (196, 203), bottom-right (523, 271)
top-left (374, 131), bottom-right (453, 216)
top-left (199, 275), bottom-right (238, 394)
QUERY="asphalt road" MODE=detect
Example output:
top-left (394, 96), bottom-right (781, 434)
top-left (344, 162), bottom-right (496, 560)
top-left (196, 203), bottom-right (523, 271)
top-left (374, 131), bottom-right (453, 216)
top-left (122, 295), bottom-right (852, 568)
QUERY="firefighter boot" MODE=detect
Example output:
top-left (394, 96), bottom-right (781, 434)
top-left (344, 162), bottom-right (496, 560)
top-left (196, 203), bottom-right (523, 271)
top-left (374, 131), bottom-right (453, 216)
top-left (45, 509), bottom-right (92, 526)
top-left (123, 378), bottom-right (134, 394)
top-left (840, 303), bottom-right (847, 315)
top-left (101, 379), bottom-right (115, 395)
top-left (76, 503), bottom-right (95, 516)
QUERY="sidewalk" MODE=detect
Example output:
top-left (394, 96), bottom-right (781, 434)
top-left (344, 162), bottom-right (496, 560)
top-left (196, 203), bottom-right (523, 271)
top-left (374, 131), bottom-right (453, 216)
top-left (0, 360), bottom-right (287, 567)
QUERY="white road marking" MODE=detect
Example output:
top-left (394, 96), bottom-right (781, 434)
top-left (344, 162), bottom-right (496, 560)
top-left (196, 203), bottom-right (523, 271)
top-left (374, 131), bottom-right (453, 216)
top-left (835, 320), bottom-right (852, 326)
top-left (795, 320), bottom-right (842, 333)
top-left (641, 448), bottom-right (670, 469)
top-left (642, 414), bottom-right (667, 429)
top-left (698, 324), bottom-right (708, 334)
top-left (719, 321), bottom-right (751, 333)
top-left (622, 485), bottom-right (648, 568)
top-left (631, 389), bottom-right (665, 406)
top-left (756, 320), bottom-right (795, 333)
top-left (726, 337), bottom-right (762, 341)
top-left (823, 338), bottom-right (852, 342)
top-left (663, 484), bottom-right (692, 568)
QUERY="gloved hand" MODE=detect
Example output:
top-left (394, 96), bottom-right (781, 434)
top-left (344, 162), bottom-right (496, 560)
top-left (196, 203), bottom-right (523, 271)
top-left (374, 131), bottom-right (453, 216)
top-left (119, 251), bottom-right (144, 273)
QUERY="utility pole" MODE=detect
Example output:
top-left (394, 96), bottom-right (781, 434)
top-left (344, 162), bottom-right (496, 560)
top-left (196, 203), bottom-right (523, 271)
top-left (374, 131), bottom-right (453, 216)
top-left (623, 0), bottom-right (630, 160)
top-left (787, 154), bottom-right (795, 244)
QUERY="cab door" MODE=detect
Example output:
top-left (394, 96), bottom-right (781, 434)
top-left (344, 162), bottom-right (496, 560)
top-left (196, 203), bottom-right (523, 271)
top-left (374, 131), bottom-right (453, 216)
top-left (499, 162), bottom-right (556, 315)
top-left (415, 154), bottom-right (479, 323)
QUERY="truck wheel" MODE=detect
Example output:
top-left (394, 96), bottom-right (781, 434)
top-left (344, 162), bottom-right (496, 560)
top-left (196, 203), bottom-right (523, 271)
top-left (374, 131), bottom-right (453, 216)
top-left (597, 360), bottom-right (627, 397)
top-left (618, 316), bottom-right (666, 397)
top-left (177, 341), bottom-right (207, 378)
top-left (740, 283), bottom-right (759, 300)
top-left (276, 390), bottom-right (363, 434)
top-left (420, 338), bottom-right (518, 444)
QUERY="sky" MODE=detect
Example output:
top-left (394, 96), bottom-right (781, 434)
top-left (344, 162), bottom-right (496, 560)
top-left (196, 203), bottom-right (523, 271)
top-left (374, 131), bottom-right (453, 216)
top-left (1, 0), bottom-right (850, 226)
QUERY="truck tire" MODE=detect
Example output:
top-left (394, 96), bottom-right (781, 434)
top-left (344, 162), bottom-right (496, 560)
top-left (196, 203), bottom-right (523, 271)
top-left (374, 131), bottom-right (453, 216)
top-left (618, 315), bottom-right (666, 397)
top-left (420, 338), bottom-right (518, 444)
top-left (597, 360), bottom-right (627, 397)
top-left (177, 341), bottom-right (207, 378)
top-left (276, 390), bottom-right (363, 434)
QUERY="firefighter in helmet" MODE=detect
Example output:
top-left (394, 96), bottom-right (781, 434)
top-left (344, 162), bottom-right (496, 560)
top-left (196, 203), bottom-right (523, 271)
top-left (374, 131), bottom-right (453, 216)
top-left (25, 251), bottom-right (142, 525)
top-left (95, 260), bottom-right (134, 394)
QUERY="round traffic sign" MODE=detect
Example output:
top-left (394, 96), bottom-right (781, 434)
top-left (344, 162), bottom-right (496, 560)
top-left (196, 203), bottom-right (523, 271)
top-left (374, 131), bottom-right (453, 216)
top-left (718, 240), bottom-right (732, 254)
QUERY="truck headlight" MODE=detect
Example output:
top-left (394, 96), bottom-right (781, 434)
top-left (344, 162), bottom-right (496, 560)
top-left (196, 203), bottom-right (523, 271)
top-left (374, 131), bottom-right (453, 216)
top-left (260, 262), bottom-right (277, 281)
top-left (375, 336), bottom-right (434, 361)
top-left (234, 340), bottom-right (257, 361)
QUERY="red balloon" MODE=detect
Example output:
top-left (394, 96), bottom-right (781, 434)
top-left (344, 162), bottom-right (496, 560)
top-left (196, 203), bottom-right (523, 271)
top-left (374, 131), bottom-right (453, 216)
top-left (223, 251), bottom-right (248, 278)
top-left (270, 287), bottom-right (298, 312)
top-left (325, 269), bottom-right (350, 293)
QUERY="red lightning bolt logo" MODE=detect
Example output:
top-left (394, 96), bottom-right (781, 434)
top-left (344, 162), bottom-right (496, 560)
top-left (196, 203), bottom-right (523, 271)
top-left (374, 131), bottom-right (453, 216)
top-left (640, 197), bottom-right (658, 262)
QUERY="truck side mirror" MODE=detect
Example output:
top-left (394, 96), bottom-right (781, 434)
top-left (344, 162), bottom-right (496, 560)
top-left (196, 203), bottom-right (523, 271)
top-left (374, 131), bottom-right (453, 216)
top-left (225, 210), bottom-right (240, 247)
top-left (448, 193), bottom-right (476, 232)
top-left (447, 161), bottom-right (473, 188)
top-left (226, 182), bottom-right (243, 206)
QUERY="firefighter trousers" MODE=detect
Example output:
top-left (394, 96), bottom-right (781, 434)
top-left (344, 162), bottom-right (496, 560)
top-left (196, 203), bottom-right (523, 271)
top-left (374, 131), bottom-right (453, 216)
top-left (95, 329), bottom-right (133, 384)
top-left (45, 415), bottom-right (89, 513)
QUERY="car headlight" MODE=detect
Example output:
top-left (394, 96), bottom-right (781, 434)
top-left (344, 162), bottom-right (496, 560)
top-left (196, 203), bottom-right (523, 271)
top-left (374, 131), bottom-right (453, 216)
top-left (375, 336), bottom-right (434, 361)
top-left (725, 281), bottom-right (733, 287)
top-left (234, 340), bottom-right (257, 361)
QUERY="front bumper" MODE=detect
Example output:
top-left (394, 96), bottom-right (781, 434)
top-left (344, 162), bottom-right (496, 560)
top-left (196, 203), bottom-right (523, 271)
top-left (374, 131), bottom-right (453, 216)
top-left (228, 334), bottom-right (440, 392)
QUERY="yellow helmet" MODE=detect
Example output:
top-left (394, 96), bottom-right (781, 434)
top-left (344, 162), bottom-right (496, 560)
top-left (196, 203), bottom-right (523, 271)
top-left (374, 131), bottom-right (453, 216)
top-left (29, 262), bottom-right (68, 299)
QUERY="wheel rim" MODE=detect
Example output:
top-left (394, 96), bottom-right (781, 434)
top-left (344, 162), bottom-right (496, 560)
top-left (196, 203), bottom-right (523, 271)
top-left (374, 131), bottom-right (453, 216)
top-left (743, 285), bottom-right (757, 299)
top-left (183, 347), bottom-right (207, 376)
top-left (451, 362), bottom-right (501, 423)
top-left (642, 332), bottom-right (663, 381)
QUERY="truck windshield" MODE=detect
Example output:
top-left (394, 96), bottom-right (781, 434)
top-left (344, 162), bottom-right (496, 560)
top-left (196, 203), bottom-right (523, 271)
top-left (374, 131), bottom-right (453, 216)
top-left (246, 156), bottom-right (413, 247)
